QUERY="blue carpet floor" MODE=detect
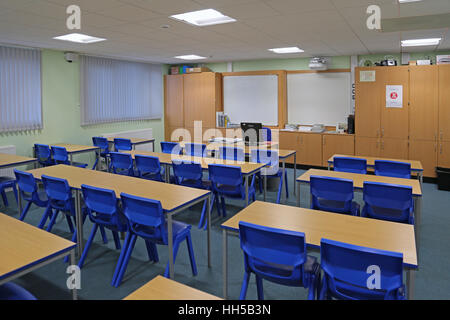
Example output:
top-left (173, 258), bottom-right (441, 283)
top-left (1, 168), bottom-right (449, 300)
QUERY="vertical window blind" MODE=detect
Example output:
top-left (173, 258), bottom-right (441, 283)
top-left (0, 46), bottom-right (42, 132)
top-left (80, 55), bottom-right (162, 125)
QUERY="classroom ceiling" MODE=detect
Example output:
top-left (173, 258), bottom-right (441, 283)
top-left (0, 0), bottom-right (449, 64)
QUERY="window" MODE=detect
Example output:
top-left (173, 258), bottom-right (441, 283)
top-left (80, 55), bottom-right (162, 125)
top-left (0, 46), bottom-right (42, 132)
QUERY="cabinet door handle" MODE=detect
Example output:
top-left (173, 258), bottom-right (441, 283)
top-left (441, 144), bottom-right (443, 155)
top-left (381, 141), bottom-right (384, 150)
top-left (376, 129), bottom-right (380, 138)
top-left (441, 130), bottom-right (444, 141)
top-left (323, 137), bottom-right (326, 146)
top-left (381, 128), bottom-right (384, 138)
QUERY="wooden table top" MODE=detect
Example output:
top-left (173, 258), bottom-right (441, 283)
top-left (51, 143), bottom-right (99, 153)
top-left (328, 154), bottom-right (423, 171)
top-left (178, 141), bottom-right (279, 153)
top-left (0, 212), bottom-right (76, 282)
top-left (106, 137), bottom-right (155, 144)
top-left (26, 165), bottom-right (210, 212)
top-left (124, 150), bottom-right (266, 175)
top-left (0, 153), bottom-right (36, 168)
top-left (297, 169), bottom-right (422, 196)
top-left (221, 201), bottom-right (417, 267)
top-left (124, 275), bottom-right (221, 300)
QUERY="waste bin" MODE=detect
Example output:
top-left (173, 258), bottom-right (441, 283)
top-left (436, 167), bottom-right (450, 191)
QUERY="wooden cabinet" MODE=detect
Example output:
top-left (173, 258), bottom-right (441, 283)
top-left (379, 138), bottom-right (409, 159)
top-left (409, 66), bottom-right (439, 141)
top-left (298, 133), bottom-right (322, 166)
top-left (165, 72), bottom-right (222, 140)
top-left (355, 67), bottom-right (381, 138)
top-left (439, 65), bottom-right (450, 142)
top-left (355, 136), bottom-right (380, 157)
top-left (438, 141), bottom-right (450, 167)
top-left (410, 140), bottom-right (438, 178)
top-left (322, 134), bottom-right (355, 166)
top-left (279, 131), bottom-right (300, 164)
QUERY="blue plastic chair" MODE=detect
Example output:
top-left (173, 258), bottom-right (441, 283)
top-left (238, 221), bottom-right (320, 300)
top-left (310, 175), bottom-right (360, 216)
top-left (172, 160), bottom-right (215, 230)
top-left (0, 282), bottom-right (36, 300)
top-left (0, 177), bottom-right (17, 208)
top-left (78, 185), bottom-right (128, 273)
top-left (361, 181), bottom-right (414, 224)
top-left (14, 169), bottom-right (48, 224)
top-left (219, 147), bottom-right (245, 161)
top-left (185, 143), bottom-right (207, 157)
top-left (250, 149), bottom-right (288, 204)
top-left (41, 175), bottom-right (87, 243)
top-left (334, 157), bottom-right (367, 174)
top-left (92, 137), bottom-right (110, 170)
top-left (208, 164), bottom-right (256, 218)
top-left (114, 138), bottom-right (132, 152)
top-left (34, 144), bottom-right (54, 167)
top-left (109, 152), bottom-right (134, 176)
top-left (319, 238), bottom-right (405, 300)
top-left (161, 142), bottom-right (182, 155)
top-left (135, 155), bottom-right (165, 182)
top-left (374, 160), bottom-right (411, 179)
top-left (262, 127), bottom-right (272, 142)
top-left (51, 146), bottom-right (88, 168)
top-left (113, 193), bottom-right (197, 286)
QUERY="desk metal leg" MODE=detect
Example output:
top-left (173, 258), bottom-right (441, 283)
top-left (245, 175), bottom-right (249, 206)
top-left (70, 250), bottom-right (78, 300)
top-left (282, 160), bottom-right (286, 203)
top-left (207, 195), bottom-right (211, 268)
top-left (165, 164), bottom-right (171, 183)
top-left (414, 195), bottom-right (422, 254)
top-left (17, 188), bottom-right (23, 217)
top-left (296, 181), bottom-right (300, 207)
top-left (407, 268), bottom-right (416, 300)
top-left (152, 141), bottom-right (155, 152)
top-left (293, 153), bottom-right (297, 196)
top-left (222, 229), bottom-right (228, 299)
top-left (95, 150), bottom-right (100, 171)
top-left (263, 175), bottom-right (267, 202)
top-left (168, 213), bottom-right (174, 279)
top-left (75, 190), bottom-right (83, 257)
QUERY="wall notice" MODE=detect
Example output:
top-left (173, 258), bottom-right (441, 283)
top-left (386, 85), bottom-right (403, 108)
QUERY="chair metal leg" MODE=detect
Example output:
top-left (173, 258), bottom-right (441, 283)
top-left (114, 234), bottom-right (137, 287)
top-left (65, 215), bottom-right (75, 233)
top-left (46, 208), bottom-right (58, 232)
top-left (239, 271), bottom-right (250, 300)
top-left (112, 232), bottom-right (132, 286)
top-left (19, 201), bottom-right (32, 221)
top-left (112, 231), bottom-right (121, 250)
top-left (100, 226), bottom-right (108, 244)
top-left (256, 275), bottom-right (264, 300)
top-left (38, 206), bottom-right (52, 229)
top-left (164, 239), bottom-right (182, 278)
top-left (78, 224), bottom-right (99, 268)
top-left (186, 233), bottom-right (198, 276)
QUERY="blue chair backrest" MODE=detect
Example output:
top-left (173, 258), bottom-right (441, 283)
top-left (374, 160), bottom-right (411, 179)
top-left (35, 144), bottom-right (52, 164)
top-left (135, 155), bottom-right (161, 175)
top-left (81, 184), bottom-right (121, 226)
top-left (334, 157), bottom-right (367, 174)
top-left (208, 164), bottom-right (243, 188)
top-left (172, 161), bottom-right (203, 186)
top-left (219, 147), bottom-right (245, 162)
top-left (363, 181), bottom-right (413, 223)
top-left (110, 152), bottom-right (133, 171)
top-left (51, 146), bottom-right (69, 165)
top-left (185, 143), bottom-right (206, 157)
top-left (320, 238), bottom-right (404, 300)
top-left (239, 221), bottom-right (306, 283)
top-left (250, 149), bottom-right (279, 176)
top-left (161, 142), bottom-right (182, 155)
top-left (41, 175), bottom-right (72, 210)
top-left (92, 137), bottom-right (109, 154)
top-left (14, 169), bottom-right (37, 194)
top-left (114, 138), bottom-right (132, 152)
top-left (310, 175), bottom-right (354, 213)
top-left (262, 127), bottom-right (272, 142)
top-left (120, 193), bottom-right (167, 244)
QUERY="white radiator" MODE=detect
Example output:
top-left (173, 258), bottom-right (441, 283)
top-left (0, 145), bottom-right (16, 179)
top-left (102, 128), bottom-right (154, 152)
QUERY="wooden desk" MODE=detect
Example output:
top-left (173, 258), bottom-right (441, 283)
top-left (221, 201), bottom-right (417, 299)
top-left (26, 165), bottom-right (211, 279)
top-left (296, 169), bottom-right (423, 249)
top-left (0, 153), bottom-right (37, 170)
top-left (328, 154), bottom-right (424, 184)
top-left (107, 137), bottom-right (155, 151)
top-left (124, 275), bottom-right (221, 300)
top-left (178, 141), bottom-right (279, 155)
top-left (0, 212), bottom-right (77, 299)
top-left (125, 150), bottom-right (266, 206)
top-left (34, 143), bottom-right (100, 169)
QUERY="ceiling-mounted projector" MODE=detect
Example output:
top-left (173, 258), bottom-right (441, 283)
top-left (309, 57), bottom-right (328, 70)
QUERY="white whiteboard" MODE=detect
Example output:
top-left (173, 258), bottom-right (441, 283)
top-left (223, 75), bottom-right (278, 126)
top-left (287, 72), bottom-right (351, 126)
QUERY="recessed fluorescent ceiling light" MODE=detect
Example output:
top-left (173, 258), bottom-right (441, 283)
top-left (401, 38), bottom-right (441, 47)
top-left (268, 47), bottom-right (304, 54)
top-left (174, 55), bottom-right (207, 60)
top-left (53, 33), bottom-right (106, 44)
top-left (171, 9), bottom-right (236, 26)
top-left (398, 0), bottom-right (422, 3)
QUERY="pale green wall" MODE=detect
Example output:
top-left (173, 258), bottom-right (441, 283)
top-left (0, 49), bottom-right (165, 166)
